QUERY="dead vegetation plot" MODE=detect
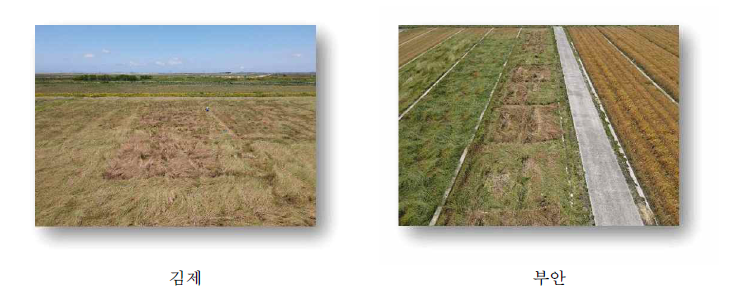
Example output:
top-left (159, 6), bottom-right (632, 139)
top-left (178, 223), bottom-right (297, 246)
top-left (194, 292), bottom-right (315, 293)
top-left (35, 96), bottom-right (315, 226)
top-left (103, 105), bottom-right (221, 180)
top-left (437, 28), bottom-right (591, 226)
top-left (491, 105), bottom-right (562, 143)
top-left (500, 65), bottom-right (557, 105)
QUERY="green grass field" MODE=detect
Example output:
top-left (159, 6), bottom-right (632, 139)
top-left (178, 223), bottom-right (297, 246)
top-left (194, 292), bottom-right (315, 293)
top-left (35, 74), bottom-right (316, 226)
top-left (398, 28), bottom-right (520, 226)
top-left (398, 28), bottom-right (488, 114)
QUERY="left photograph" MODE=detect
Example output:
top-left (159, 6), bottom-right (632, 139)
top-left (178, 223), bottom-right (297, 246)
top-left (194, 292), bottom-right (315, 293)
top-left (35, 25), bottom-right (317, 226)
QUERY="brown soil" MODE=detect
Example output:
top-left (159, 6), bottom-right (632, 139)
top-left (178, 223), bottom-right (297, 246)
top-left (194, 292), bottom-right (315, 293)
top-left (491, 105), bottom-right (561, 143)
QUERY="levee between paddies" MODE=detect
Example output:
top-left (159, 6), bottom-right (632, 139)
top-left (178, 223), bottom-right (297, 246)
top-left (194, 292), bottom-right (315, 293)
top-left (35, 96), bottom-right (315, 226)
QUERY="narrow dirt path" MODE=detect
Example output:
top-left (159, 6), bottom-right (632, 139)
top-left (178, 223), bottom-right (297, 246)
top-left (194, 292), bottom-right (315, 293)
top-left (553, 26), bottom-right (643, 226)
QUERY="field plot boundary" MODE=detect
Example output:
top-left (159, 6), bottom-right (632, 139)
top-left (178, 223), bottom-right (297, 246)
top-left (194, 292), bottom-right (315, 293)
top-left (399, 28), bottom-right (465, 70)
top-left (429, 28), bottom-right (522, 226)
top-left (554, 26), bottom-right (643, 226)
top-left (569, 39), bottom-right (657, 224)
top-left (600, 33), bottom-right (678, 105)
top-left (399, 28), bottom-right (493, 121)
top-left (399, 28), bottom-right (438, 47)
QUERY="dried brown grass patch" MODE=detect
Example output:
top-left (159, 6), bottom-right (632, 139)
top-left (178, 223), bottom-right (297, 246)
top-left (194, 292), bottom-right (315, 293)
top-left (103, 132), bottom-right (222, 180)
top-left (511, 65), bottom-right (551, 83)
top-left (501, 66), bottom-right (551, 104)
top-left (491, 105), bottom-right (561, 143)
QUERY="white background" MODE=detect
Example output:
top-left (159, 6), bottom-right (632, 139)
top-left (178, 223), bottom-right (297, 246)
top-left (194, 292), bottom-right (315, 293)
top-left (1, 0), bottom-right (735, 292)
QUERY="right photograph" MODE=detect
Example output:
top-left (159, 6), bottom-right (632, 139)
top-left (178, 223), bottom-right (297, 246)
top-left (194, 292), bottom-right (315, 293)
top-left (398, 25), bottom-right (679, 226)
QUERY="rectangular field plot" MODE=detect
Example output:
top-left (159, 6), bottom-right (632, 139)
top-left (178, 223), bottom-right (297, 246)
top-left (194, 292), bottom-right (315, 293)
top-left (436, 28), bottom-right (591, 226)
top-left (568, 26), bottom-right (679, 225)
top-left (35, 96), bottom-right (315, 226)
top-left (399, 28), bottom-right (520, 225)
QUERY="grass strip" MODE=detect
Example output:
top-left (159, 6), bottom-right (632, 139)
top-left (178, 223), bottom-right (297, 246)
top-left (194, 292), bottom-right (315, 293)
top-left (399, 29), bottom-right (519, 225)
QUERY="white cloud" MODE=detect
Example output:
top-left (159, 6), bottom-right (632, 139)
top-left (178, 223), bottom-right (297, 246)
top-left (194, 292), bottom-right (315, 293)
top-left (84, 53), bottom-right (95, 58)
top-left (292, 53), bottom-right (303, 58)
top-left (168, 57), bottom-right (182, 65)
top-left (153, 58), bottom-right (184, 66)
top-left (240, 66), bottom-right (245, 70)
top-left (128, 61), bottom-right (145, 66)
top-left (102, 49), bottom-right (110, 54)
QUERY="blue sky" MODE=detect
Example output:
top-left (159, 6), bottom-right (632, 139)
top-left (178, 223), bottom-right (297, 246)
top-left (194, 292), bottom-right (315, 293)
top-left (35, 25), bottom-right (316, 73)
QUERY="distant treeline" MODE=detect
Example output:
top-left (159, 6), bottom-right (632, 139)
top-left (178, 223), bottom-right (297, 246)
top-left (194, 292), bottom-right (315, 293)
top-left (72, 74), bottom-right (153, 82)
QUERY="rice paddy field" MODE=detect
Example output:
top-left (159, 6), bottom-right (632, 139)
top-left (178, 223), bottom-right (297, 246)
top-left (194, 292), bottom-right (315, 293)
top-left (398, 25), bottom-right (679, 226)
top-left (568, 26), bottom-right (680, 225)
top-left (35, 73), bottom-right (316, 226)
